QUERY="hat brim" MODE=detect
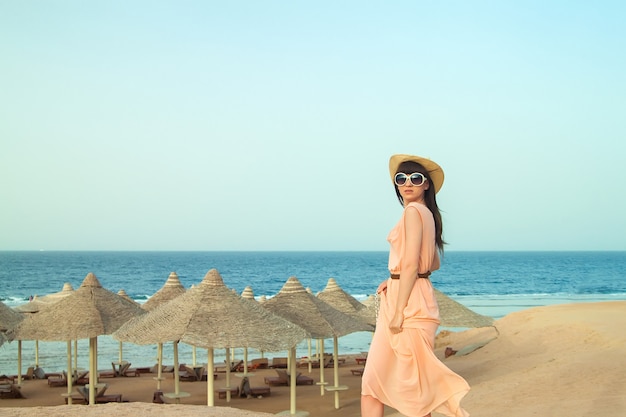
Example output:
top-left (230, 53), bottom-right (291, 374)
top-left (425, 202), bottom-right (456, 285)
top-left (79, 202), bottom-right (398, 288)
top-left (389, 154), bottom-right (444, 194)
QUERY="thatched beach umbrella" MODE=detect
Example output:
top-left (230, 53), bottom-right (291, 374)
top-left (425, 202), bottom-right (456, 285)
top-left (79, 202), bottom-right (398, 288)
top-left (0, 300), bottom-right (23, 347)
top-left (239, 286), bottom-right (258, 372)
top-left (317, 277), bottom-right (376, 327)
top-left (139, 272), bottom-right (187, 390)
top-left (13, 283), bottom-right (76, 378)
top-left (14, 283), bottom-right (75, 314)
top-left (142, 272), bottom-right (186, 311)
top-left (11, 272), bottom-right (145, 405)
top-left (114, 289), bottom-right (141, 365)
top-left (117, 289), bottom-right (139, 306)
top-left (434, 288), bottom-right (494, 328)
top-left (263, 276), bottom-right (374, 413)
top-left (113, 269), bottom-right (307, 407)
top-left (241, 286), bottom-right (255, 301)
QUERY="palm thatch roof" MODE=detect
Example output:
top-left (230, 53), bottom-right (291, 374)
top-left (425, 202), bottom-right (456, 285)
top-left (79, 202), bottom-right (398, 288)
top-left (241, 286), bottom-right (255, 301)
top-left (14, 283), bottom-right (75, 313)
top-left (434, 288), bottom-right (494, 328)
top-left (317, 278), bottom-right (376, 327)
top-left (0, 300), bottom-right (23, 346)
top-left (113, 269), bottom-right (307, 352)
top-left (142, 272), bottom-right (186, 311)
top-left (262, 276), bottom-right (374, 339)
top-left (117, 289), bottom-right (140, 306)
top-left (11, 272), bottom-right (145, 341)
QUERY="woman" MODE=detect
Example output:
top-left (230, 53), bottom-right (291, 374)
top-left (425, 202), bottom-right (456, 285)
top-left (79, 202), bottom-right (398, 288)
top-left (361, 154), bottom-right (470, 417)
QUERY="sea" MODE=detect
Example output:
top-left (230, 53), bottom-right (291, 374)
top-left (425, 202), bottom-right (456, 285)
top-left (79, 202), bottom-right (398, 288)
top-left (1, 250), bottom-right (625, 376)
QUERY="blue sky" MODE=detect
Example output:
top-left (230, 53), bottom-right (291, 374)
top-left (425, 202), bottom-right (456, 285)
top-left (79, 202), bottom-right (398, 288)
top-left (1, 1), bottom-right (625, 251)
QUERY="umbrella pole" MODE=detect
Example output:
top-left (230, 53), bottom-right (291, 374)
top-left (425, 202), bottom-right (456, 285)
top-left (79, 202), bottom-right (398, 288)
top-left (89, 337), bottom-right (96, 405)
top-left (192, 345), bottom-right (197, 366)
top-left (332, 336), bottom-right (341, 409)
top-left (66, 340), bottom-right (73, 405)
top-left (17, 340), bottom-right (22, 386)
top-left (161, 340), bottom-right (189, 404)
top-left (290, 346), bottom-right (296, 414)
top-left (318, 338), bottom-right (326, 396)
top-left (94, 337), bottom-right (99, 385)
top-left (173, 341), bottom-right (181, 401)
top-left (225, 347), bottom-right (232, 403)
top-left (207, 348), bottom-right (215, 407)
top-left (35, 340), bottom-right (39, 368)
top-left (119, 341), bottom-right (123, 364)
top-left (243, 347), bottom-right (248, 376)
top-left (156, 343), bottom-right (163, 390)
top-left (73, 339), bottom-right (78, 373)
top-left (307, 339), bottom-right (312, 373)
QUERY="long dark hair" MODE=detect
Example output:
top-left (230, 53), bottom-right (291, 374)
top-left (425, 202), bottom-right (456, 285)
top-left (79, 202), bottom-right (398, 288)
top-left (394, 161), bottom-right (446, 253)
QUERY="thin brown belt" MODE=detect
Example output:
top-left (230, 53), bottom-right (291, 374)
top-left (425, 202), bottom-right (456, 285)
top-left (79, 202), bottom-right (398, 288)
top-left (390, 271), bottom-right (431, 279)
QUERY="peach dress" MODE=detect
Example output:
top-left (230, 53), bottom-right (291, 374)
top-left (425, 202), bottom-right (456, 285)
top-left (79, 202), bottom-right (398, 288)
top-left (361, 202), bottom-right (470, 417)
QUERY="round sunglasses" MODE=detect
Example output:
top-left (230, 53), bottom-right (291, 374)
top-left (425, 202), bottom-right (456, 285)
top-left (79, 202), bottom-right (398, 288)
top-left (394, 172), bottom-right (427, 187)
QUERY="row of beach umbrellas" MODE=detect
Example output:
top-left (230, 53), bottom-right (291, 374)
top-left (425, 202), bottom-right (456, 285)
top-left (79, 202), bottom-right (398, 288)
top-left (1, 270), bottom-right (493, 414)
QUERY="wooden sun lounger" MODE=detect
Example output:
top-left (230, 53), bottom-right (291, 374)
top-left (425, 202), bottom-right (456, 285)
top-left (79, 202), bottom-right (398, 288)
top-left (215, 386), bottom-right (239, 399)
top-left (264, 370), bottom-right (314, 386)
top-left (47, 371), bottom-right (67, 387)
top-left (0, 383), bottom-right (24, 399)
top-left (269, 357), bottom-right (288, 368)
top-left (64, 384), bottom-right (123, 404)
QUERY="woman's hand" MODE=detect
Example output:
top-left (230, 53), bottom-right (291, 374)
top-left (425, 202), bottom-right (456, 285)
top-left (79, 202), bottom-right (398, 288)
top-left (389, 312), bottom-right (404, 334)
top-left (376, 280), bottom-right (388, 295)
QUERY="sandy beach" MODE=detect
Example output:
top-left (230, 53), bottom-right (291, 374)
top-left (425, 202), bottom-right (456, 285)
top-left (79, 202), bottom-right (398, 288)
top-left (2, 301), bottom-right (625, 417)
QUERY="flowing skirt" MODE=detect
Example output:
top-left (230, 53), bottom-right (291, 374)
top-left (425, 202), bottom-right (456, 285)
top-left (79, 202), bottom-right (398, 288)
top-left (361, 278), bottom-right (470, 417)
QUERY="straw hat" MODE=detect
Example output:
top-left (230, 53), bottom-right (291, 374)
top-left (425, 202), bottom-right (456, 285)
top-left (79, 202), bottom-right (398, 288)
top-left (389, 154), bottom-right (445, 194)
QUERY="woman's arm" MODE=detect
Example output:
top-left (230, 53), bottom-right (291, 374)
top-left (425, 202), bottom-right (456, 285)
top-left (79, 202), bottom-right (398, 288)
top-left (388, 206), bottom-right (423, 334)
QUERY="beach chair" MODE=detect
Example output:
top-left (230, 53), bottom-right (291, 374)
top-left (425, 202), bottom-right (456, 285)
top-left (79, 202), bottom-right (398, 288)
top-left (0, 382), bottom-right (24, 399)
top-left (66, 384), bottom-right (123, 404)
top-left (47, 371), bottom-right (67, 387)
top-left (23, 367), bottom-right (35, 380)
top-left (329, 356), bottom-right (346, 366)
top-left (269, 357), bottom-right (288, 369)
top-left (305, 353), bottom-right (332, 368)
top-left (230, 360), bottom-right (244, 372)
top-left (239, 376), bottom-right (271, 398)
top-left (0, 375), bottom-right (15, 385)
top-left (322, 354), bottom-right (334, 368)
top-left (264, 369), bottom-right (289, 386)
top-left (351, 368), bottom-right (365, 376)
top-left (74, 370), bottom-right (89, 385)
top-left (250, 357), bottom-right (269, 369)
top-left (295, 373), bottom-right (314, 385)
top-left (179, 365), bottom-right (199, 382)
top-left (119, 362), bottom-right (139, 377)
top-left (215, 385), bottom-right (239, 399)
top-left (200, 367), bottom-right (218, 381)
top-left (264, 369), bottom-right (314, 386)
